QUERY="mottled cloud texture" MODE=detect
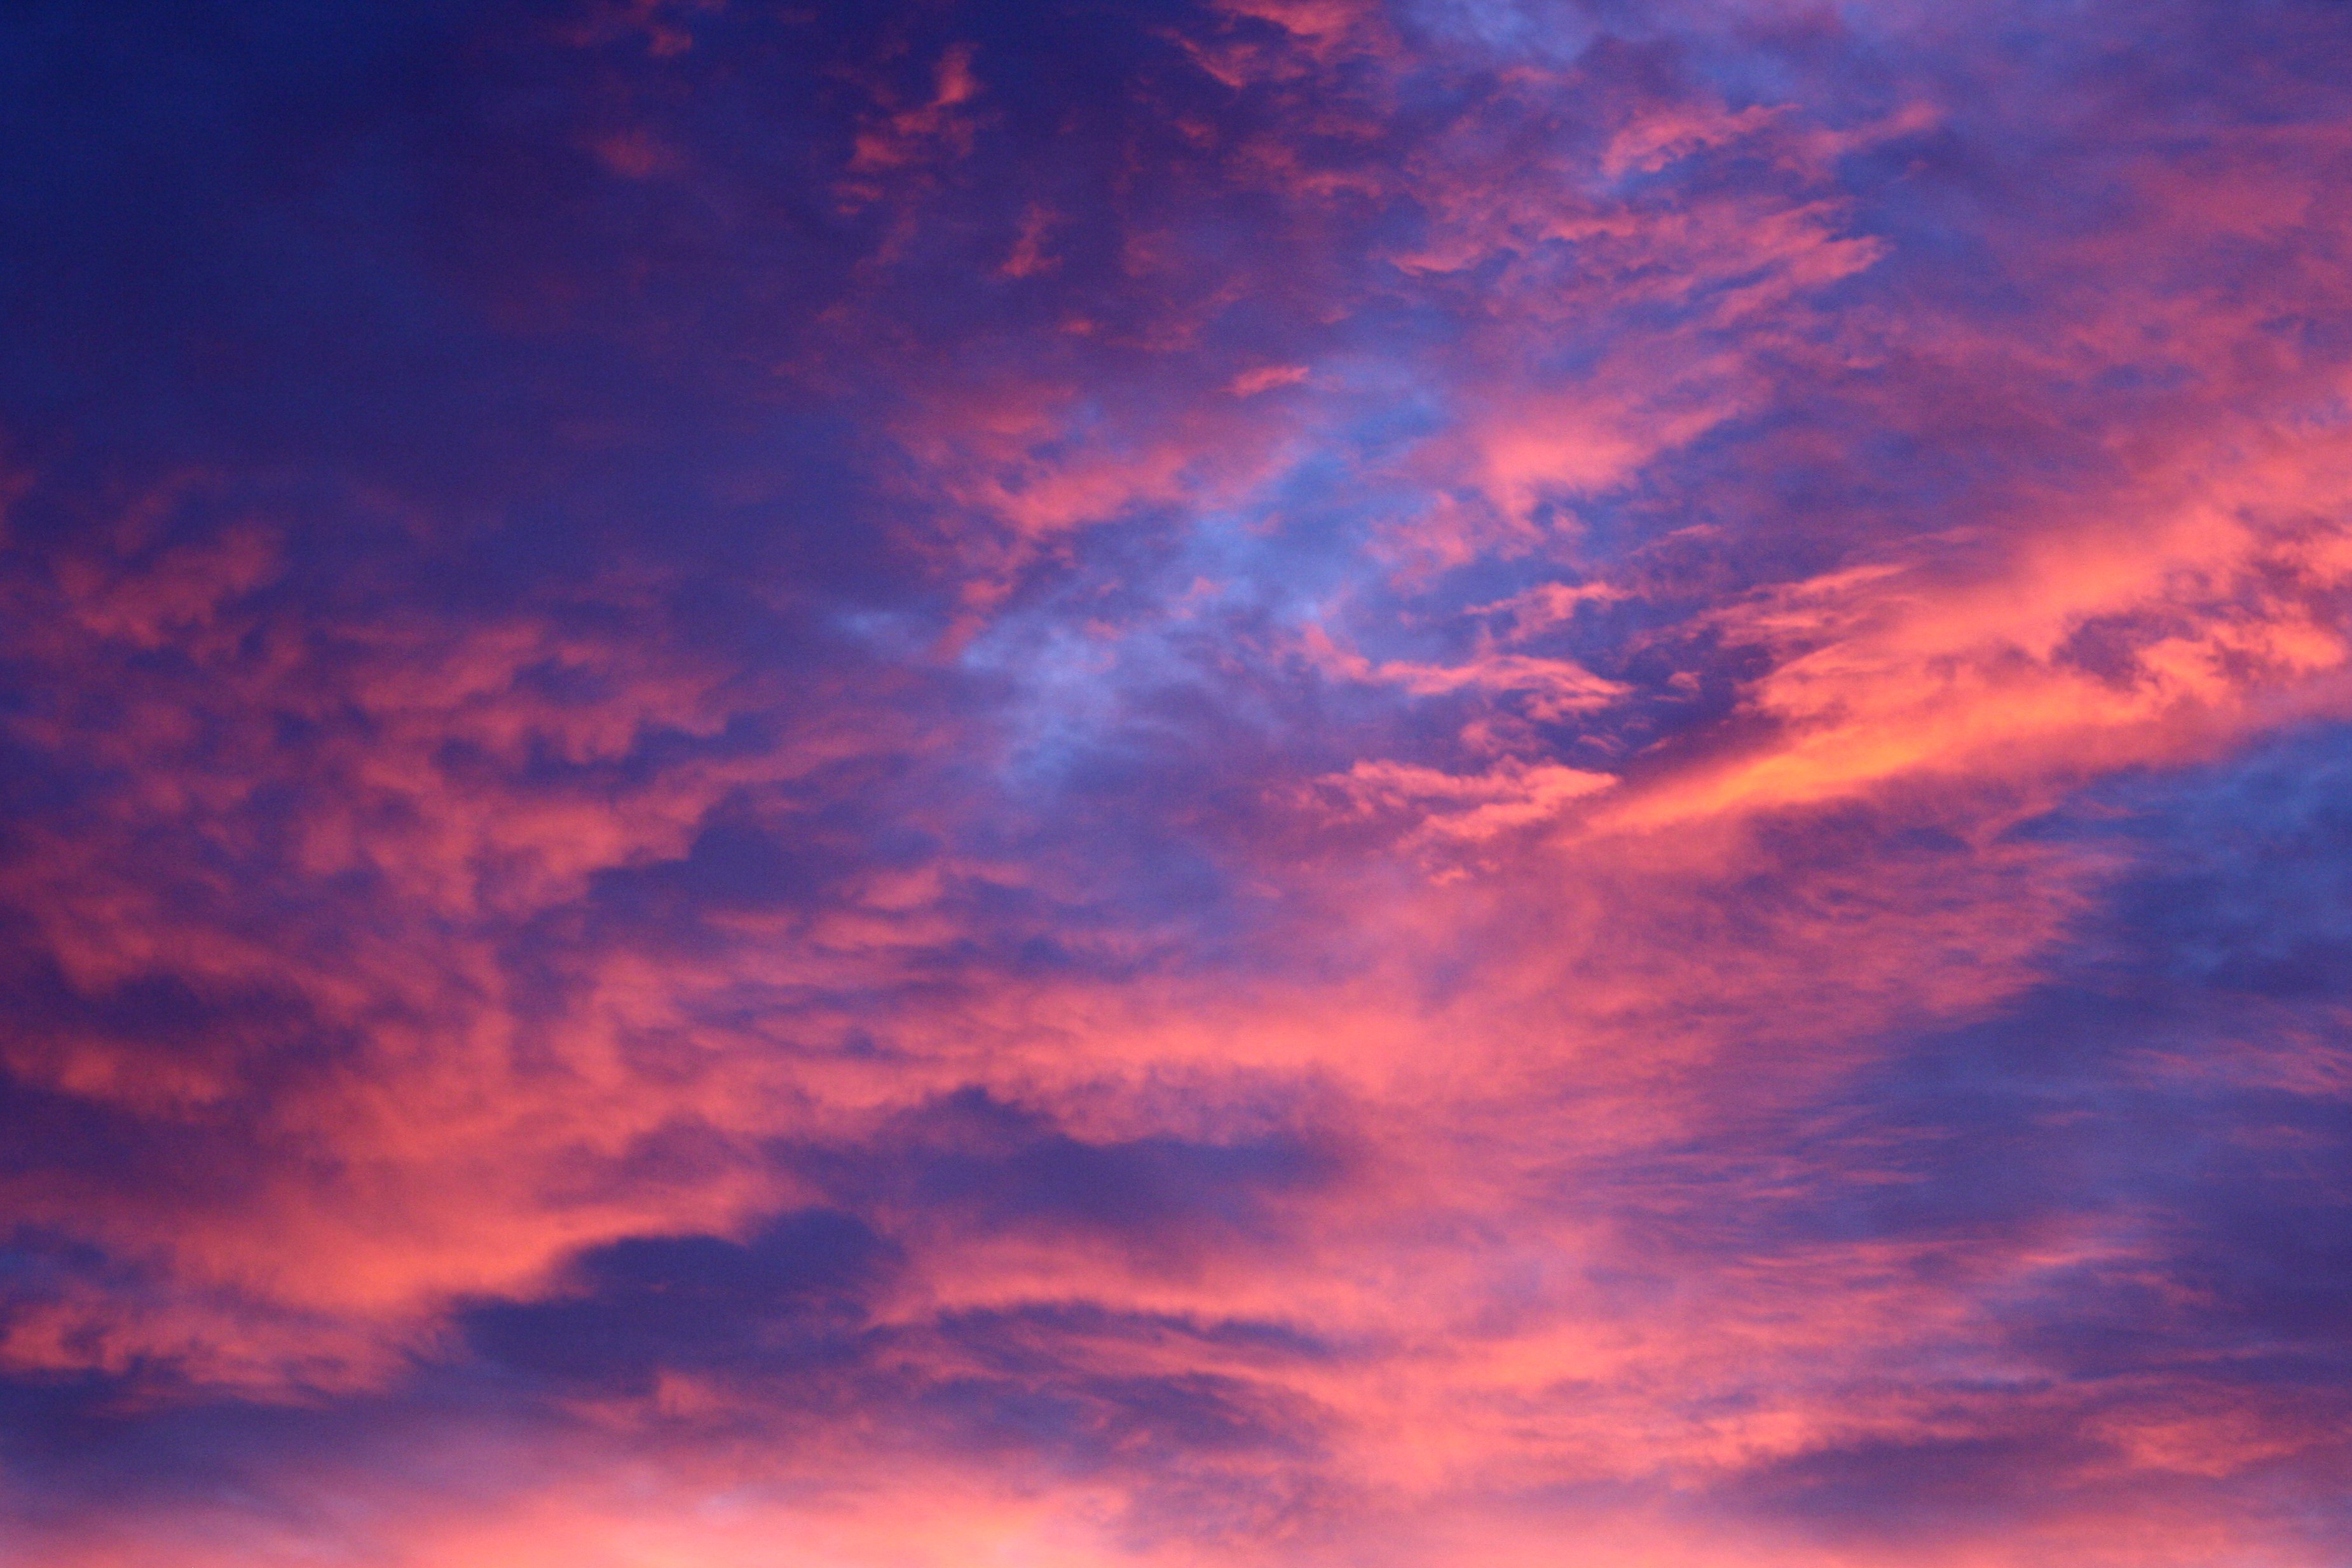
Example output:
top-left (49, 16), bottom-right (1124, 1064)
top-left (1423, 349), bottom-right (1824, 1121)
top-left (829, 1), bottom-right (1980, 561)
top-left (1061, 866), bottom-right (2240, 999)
top-left (4, 1), bottom-right (2351, 1564)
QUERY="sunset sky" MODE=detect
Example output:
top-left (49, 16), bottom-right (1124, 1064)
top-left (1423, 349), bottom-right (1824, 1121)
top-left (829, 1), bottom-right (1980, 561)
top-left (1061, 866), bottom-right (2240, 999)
top-left (4, 2), bottom-right (2351, 1564)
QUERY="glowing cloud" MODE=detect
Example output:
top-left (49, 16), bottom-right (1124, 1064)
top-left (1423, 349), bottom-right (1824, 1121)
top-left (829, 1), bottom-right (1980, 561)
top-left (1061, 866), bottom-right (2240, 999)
top-left (1, 2), bottom-right (2348, 1565)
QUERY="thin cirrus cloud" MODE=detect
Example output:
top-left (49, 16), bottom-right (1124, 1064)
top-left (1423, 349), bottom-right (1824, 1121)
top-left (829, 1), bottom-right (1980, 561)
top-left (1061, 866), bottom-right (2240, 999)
top-left (1, 0), bottom-right (2348, 1564)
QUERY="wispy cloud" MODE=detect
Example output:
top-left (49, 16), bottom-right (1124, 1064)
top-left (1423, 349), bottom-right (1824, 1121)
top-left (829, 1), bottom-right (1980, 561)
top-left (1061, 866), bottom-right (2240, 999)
top-left (2, 1), bottom-right (2349, 1564)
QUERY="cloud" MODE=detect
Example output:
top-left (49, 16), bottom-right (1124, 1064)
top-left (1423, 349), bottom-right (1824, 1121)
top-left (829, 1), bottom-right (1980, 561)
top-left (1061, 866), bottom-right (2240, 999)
top-left (4, 0), bottom-right (2352, 1564)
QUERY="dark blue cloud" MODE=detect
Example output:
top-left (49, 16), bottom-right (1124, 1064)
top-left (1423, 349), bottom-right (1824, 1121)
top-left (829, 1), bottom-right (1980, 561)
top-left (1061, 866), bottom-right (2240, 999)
top-left (796, 1089), bottom-right (1343, 1260)
top-left (460, 1208), bottom-right (896, 1394)
top-left (1580, 728), bottom-right (2352, 1539)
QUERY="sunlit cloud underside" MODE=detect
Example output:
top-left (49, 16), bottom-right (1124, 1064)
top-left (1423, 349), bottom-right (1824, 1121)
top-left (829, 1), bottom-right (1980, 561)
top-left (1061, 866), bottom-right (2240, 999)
top-left (3, 2), bottom-right (2349, 1564)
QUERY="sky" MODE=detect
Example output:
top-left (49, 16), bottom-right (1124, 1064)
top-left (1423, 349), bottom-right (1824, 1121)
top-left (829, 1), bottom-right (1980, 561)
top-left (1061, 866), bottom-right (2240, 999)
top-left (3, 1), bottom-right (2351, 1564)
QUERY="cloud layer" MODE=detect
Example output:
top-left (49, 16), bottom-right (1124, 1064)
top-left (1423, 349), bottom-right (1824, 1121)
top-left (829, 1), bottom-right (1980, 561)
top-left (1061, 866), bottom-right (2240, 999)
top-left (3, 1), bottom-right (2349, 1563)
